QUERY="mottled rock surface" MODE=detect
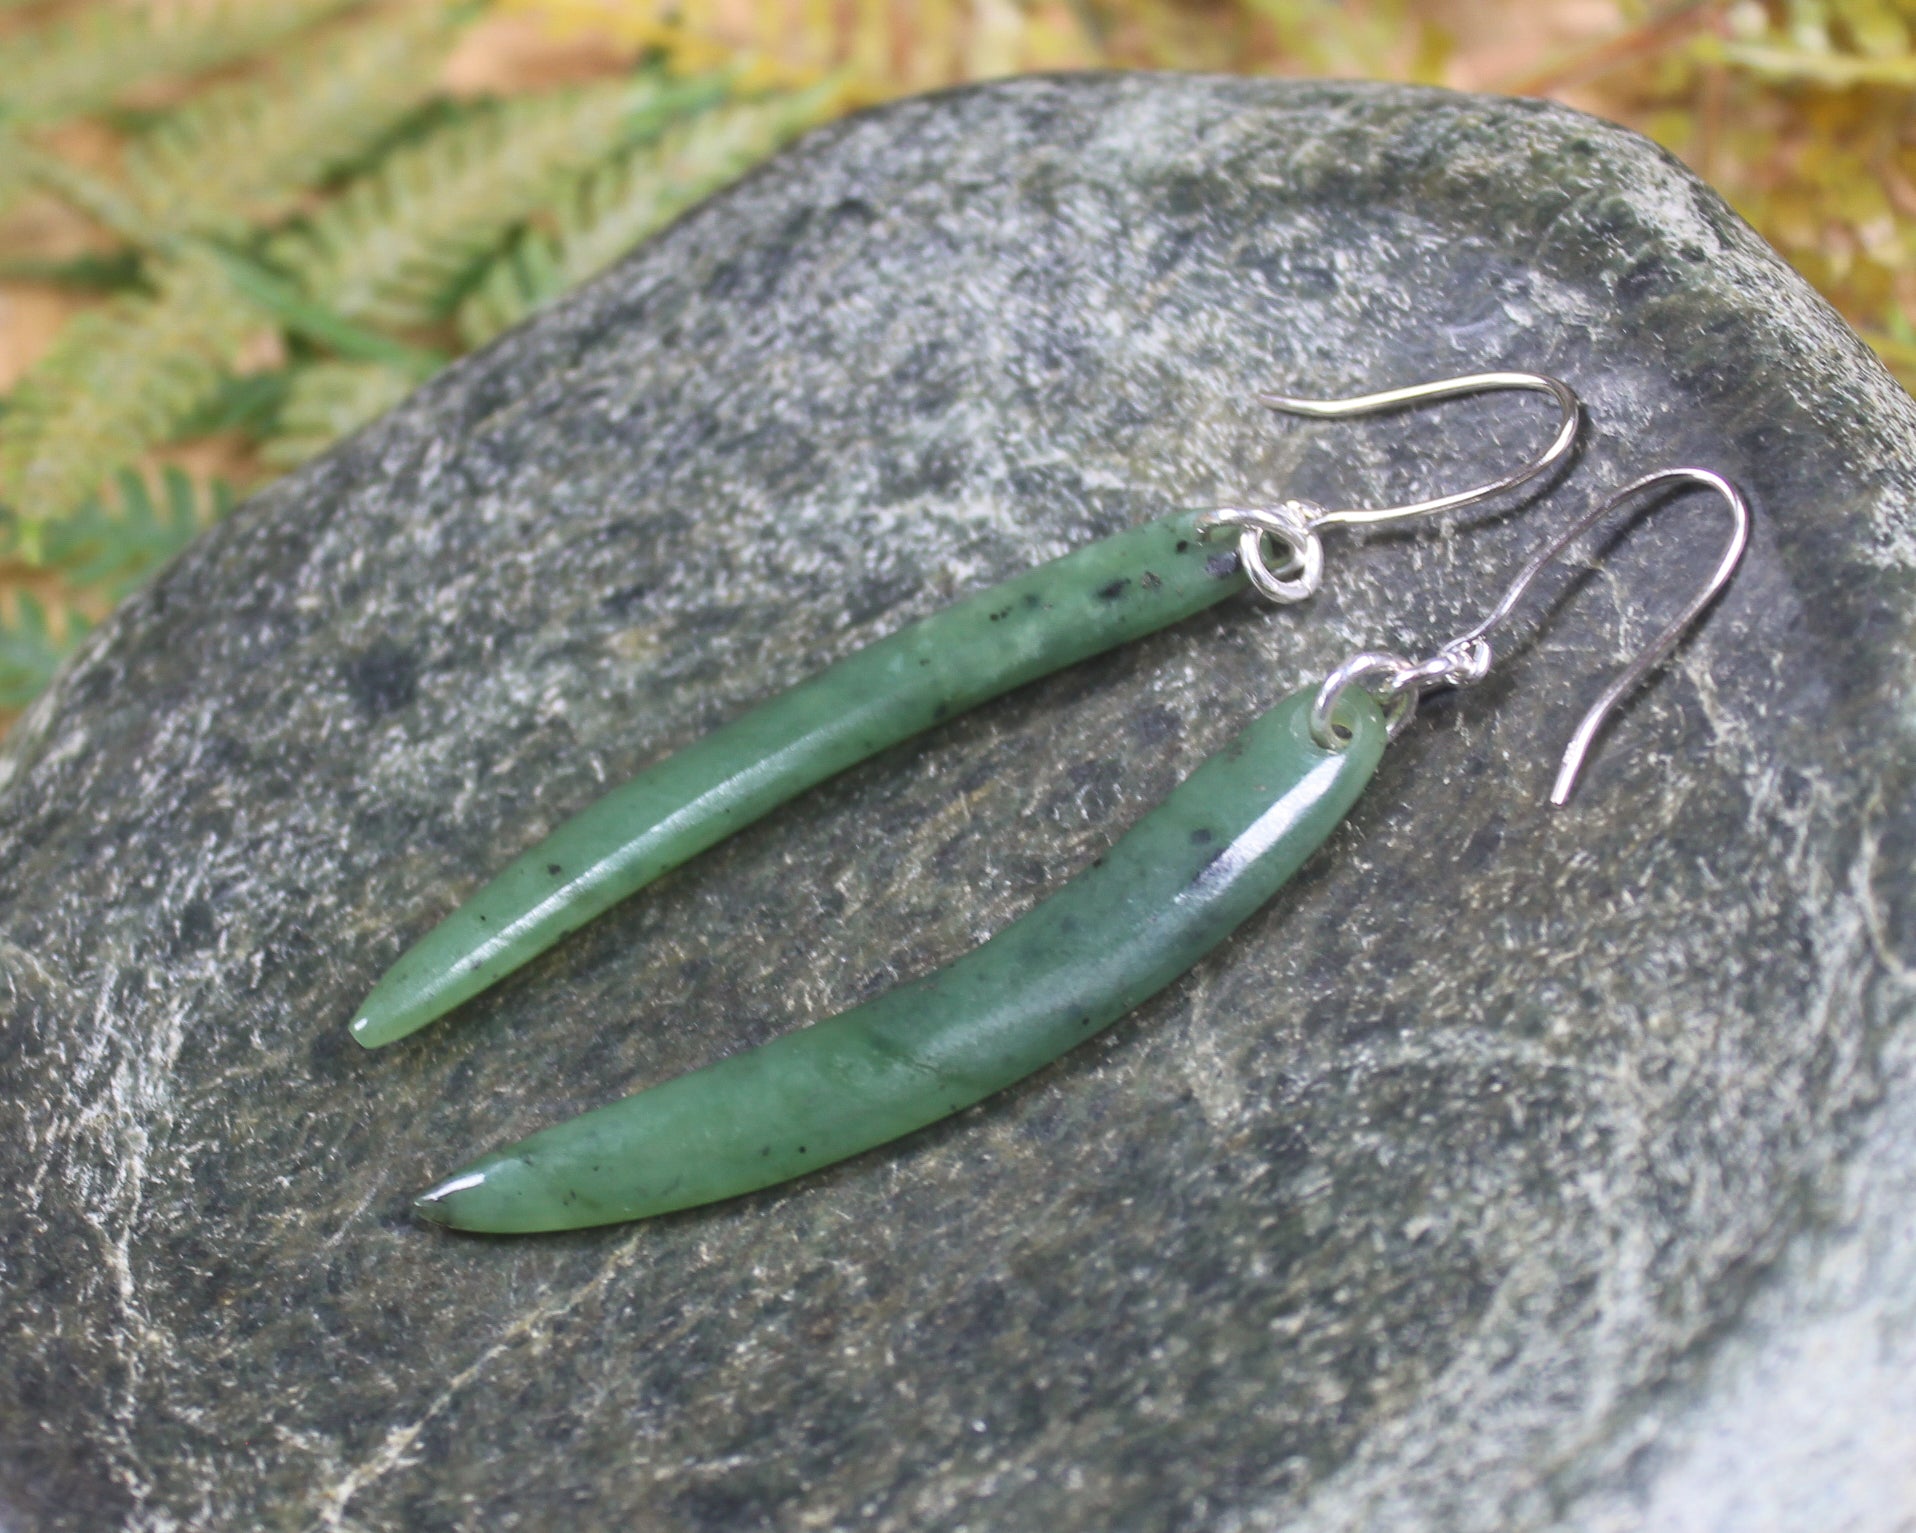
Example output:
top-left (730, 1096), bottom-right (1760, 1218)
top-left (2, 74), bottom-right (1913, 1532)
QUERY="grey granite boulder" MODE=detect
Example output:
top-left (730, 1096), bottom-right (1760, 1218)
top-left (3, 73), bottom-right (1914, 1532)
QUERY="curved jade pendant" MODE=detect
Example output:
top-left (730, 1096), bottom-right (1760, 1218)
top-left (351, 509), bottom-right (1252, 1047)
top-left (415, 687), bottom-right (1386, 1232)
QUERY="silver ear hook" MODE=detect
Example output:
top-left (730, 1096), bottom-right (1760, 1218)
top-left (1260, 372), bottom-right (1583, 527)
top-left (1199, 371), bottom-right (1581, 603)
top-left (1311, 466), bottom-right (1751, 806)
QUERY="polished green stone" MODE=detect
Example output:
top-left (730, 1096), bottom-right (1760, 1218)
top-left (416, 687), bottom-right (1386, 1231)
top-left (350, 507), bottom-right (1251, 1048)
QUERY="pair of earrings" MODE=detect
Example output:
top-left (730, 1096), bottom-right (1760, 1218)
top-left (351, 371), bottom-right (1748, 1234)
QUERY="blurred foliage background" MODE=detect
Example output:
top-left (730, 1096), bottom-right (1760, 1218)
top-left (0, 0), bottom-right (1911, 731)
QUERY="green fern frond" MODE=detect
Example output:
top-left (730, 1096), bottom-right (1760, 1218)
top-left (457, 87), bottom-right (834, 346)
top-left (13, 136), bottom-right (446, 375)
top-left (169, 369), bottom-right (293, 439)
top-left (0, 127), bottom-right (25, 219)
top-left (205, 243), bottom-right (447, 373)
top-left (271, 71), bottom-right (729, 330)
top-left (0, 0), bottom-right (365, 127)
top-left (0, 249), bottom-right (260, 545)
top-left (39, 465), bottom-right (229, 591)
top-left (0, 248), bottom-right (145, 290)
top-left (261, 360), bottom-right (417, 467)
top-left (126, 5), bottom-right (464, 236)
top-left (0, 467), bottom-right (231, 707)
top-left (10, 134), bottom-right (164, 245)
top-left (498, 0), bottom-right (1101, 90)
top-left (0, 591), bottom-right (72, 712)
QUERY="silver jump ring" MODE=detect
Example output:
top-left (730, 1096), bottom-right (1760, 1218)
top-left (1311, 651), bottom-right (1419, 751)
top-left (1196, 502), bottom-right (1326, 604)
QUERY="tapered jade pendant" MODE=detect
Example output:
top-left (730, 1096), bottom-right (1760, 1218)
top-left (415, 686), bottom-right (1386, 1233)
top-left (351, 509), bottom-right (1251, 1047)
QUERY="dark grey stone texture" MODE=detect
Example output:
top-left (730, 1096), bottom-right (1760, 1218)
top-left (2, 73), bottom-right (1913, 1532)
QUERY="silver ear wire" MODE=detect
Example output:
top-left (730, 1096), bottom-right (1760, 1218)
top-left (1199, 371), bottom-right (1581, 603)
top-left (1259, 371), bottom-right (1582, 527)
top-left (1310, 466), bottom-right (1751, 807)
top-left (1524, 468), bottom-right (1748, 804)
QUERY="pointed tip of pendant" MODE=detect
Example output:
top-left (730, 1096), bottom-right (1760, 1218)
top-left (411, 1157), bottom-right (584, 1234)
top-left (349, 994), bottom-right (417, 1050)
top-left (349, 967), bottom-right (468, 1049)
top-left (412, 1168), bottom-right (489, 1227)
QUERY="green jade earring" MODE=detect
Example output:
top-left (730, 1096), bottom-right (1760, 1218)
top-left (401, 463), bottom-right (1747, 1232)
top-left (353, 371), bottom-right (1579, 1051)
top-left (406, 466), bottom-right (1748, 1234)
top-left (351, 372), bottom-right (1623, 1233)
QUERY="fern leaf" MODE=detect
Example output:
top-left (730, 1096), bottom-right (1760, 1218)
top-left (39, 465), bottom-right (229, 592)
top-left (1717, 38), bottom-right (1916, 84)
top-left (169, 369), bottom-right (293, 439)
top-left (0, 591), bottom-right (72, 712)
top-left (457, 87), bottom-right (834, 346)
top-left (0, 127), bottom-right (26, 220)
top-left (270, 71), bottom-right (729, 330)
top-left (261, 360), bottom-right (416, 467)
top-left (0, 249), bottom-right (260, 541)
top-left (9, 133), bottom-right (446, 373)
top-left (0, 468), bottom-right (230, 708)
top-left (10, 134), bottom-right (164, 245)
top-left (0, 0), bottom-right (365, 127)
top-left (125, 5), bottom-right (464, 236)
top-left (205, 243), bottom-right (446, 374)
top-left (499, 0), bottom-right (1101, 91)
top-left (0, 248), bottom-right (145, 290)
